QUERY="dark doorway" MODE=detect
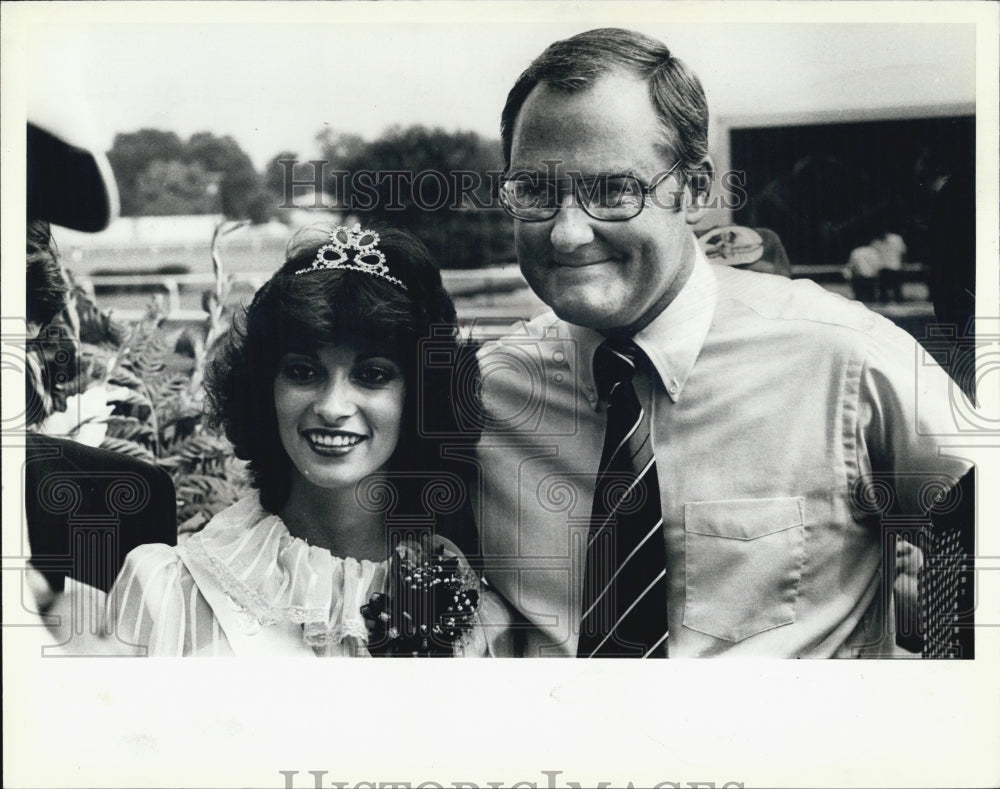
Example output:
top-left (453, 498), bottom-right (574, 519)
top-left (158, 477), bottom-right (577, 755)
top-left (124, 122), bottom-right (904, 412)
top-left (731, 116), bottom-right (974, 269)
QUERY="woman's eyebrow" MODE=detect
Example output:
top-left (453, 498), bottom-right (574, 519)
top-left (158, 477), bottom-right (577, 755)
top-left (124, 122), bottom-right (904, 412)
top-left (281, 349), bottom-right (318, 361)
top-left (355, 351), bottom-right (402, 365)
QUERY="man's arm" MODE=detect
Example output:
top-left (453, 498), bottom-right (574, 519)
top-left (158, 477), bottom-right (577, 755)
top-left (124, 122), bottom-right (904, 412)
top-left (855, 318), bottom-right (975, 657)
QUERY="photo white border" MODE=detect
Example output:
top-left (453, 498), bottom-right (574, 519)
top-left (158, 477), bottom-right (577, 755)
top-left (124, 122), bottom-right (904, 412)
top-left (3, 3), bottom-right (998, 788)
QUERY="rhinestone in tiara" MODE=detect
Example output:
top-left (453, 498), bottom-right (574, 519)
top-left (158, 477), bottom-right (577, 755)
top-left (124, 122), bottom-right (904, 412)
top-left (295, 224), bottom-right (407, 290)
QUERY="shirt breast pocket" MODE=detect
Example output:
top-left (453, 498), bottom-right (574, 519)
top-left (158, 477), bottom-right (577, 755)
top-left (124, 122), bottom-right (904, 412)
top-left (683, 497), bottom-right (805, 643)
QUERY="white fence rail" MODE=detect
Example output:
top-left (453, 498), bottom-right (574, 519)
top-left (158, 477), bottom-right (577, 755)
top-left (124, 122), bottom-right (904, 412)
top-left (78, 266), bottom-right (535, 332)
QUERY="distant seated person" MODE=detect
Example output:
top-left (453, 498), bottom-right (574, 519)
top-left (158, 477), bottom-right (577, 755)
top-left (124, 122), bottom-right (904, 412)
top-left (872, 230), bottom-right (907, 303)
top-left (697, 225), bottom-right (791, 277)
top-left (844, 243), bottom-right (881, 303)
top-left (24, 110), bottom-right (177, 629)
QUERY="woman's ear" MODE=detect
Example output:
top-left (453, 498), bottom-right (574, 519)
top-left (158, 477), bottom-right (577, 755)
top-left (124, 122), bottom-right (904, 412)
top-left (684, 157), bottom-right (714, 225)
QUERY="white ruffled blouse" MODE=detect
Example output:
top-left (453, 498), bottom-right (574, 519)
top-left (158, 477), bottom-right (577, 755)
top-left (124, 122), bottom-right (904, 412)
top-left (108, 495), bottom-right (510, 657)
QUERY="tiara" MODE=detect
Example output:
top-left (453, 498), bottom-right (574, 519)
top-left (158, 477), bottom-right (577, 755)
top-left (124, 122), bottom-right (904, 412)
top-left (294, 224), bottom-right (407, 290)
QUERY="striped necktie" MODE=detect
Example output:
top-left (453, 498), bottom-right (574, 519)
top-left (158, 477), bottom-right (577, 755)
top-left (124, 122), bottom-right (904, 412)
top-left (577, 339), bottom-right (669, 658)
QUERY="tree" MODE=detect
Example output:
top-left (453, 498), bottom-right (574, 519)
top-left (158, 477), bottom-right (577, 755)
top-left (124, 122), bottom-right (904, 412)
top-left (107, 129), bottom-right (186, 216)
top-left (134, 159), bottom-right (218, 216)
top-left (316, 129), bottom-right (366, 171)
top-left (186, 132), bottom-right (268, 221)
top-left (315, 130), bottom-right (367, 206)
top-left (264, 150), bottom-right (301, 196)
top-left (107, 129), bottom-right (271, 222)
top-left (333, 125), bottom-right (512, 268)
top-left (262, 150), bottom-right (332, 212)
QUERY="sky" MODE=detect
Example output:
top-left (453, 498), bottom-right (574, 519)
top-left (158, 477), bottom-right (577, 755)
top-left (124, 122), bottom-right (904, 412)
top-left (14, 3), bottom-right (982, 169)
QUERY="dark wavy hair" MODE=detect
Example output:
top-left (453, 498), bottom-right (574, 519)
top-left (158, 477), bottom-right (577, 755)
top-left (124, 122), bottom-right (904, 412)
top-left (25, 219), bottom-right (74, 426)
top-left (501, 28), bottom-right (710, 178)
top-left (204, 223), bottom-right (481, 550)
top-left (26, 220), bottom-right (68, 328)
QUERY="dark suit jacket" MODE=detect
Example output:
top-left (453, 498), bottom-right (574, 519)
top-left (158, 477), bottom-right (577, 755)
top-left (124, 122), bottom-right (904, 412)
top-left (25, 434), bottom-right (177, 593)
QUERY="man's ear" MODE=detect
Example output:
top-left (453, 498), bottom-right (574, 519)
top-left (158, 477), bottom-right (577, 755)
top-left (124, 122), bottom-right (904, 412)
top-left (683, 157), bottom-right (714, 225)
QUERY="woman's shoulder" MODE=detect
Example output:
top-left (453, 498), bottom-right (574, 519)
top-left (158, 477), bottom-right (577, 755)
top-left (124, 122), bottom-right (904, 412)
top-left (110, 541), bottom-right (215, 656)
top-left (121, 542), bottom-right (185, 575)
top-left (198, 493), bottom-right (269, 536)
top-left (115, 542), bottom-right (196, 607)
top-left (119, 495), bottom-right (271, 592)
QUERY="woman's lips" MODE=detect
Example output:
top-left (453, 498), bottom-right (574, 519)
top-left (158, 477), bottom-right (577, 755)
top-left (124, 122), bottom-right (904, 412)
top-left (303, 429), bottom-right (367, 456)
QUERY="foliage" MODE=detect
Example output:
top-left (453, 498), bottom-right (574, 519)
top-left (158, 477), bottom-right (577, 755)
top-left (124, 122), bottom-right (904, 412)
top-left (135, 159), bottom-right (218, 216)
top-left (108, 130), bottom-right (272, 224)
top-left (264, 150), bottom-right (303, 196)
top-left (55, 222), bottom-right (256, 537)
top-left (319, 125), bottom-right (514, 269)
top-left (106, 129), bottom-right (187, 216)
top-left (106, 124), bottom-right (515, 267)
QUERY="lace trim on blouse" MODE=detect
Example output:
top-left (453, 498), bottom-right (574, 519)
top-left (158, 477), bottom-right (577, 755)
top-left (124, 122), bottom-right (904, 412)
top-left (181, 495), bottom-right (388, 648)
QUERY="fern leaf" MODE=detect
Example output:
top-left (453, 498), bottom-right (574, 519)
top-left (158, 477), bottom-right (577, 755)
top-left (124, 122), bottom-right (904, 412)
top-left (119, 323), bottom-right (171, 383)
top-left (177, 511), bottom-right (209, 536)
top-left (176, 474), bottom-right (244, 507)
top-left (100, 436), bottom-right (156, 465)
top-left (107, 366), bottom-right (145, 390)
top-left (158, 433), bottom-right (231, 473)
top-left (104, 416), bottom-right (156, 444)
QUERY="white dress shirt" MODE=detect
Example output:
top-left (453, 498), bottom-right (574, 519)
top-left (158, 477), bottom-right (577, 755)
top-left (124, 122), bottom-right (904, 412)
top-left (475, 248), bottom-right (972, 657)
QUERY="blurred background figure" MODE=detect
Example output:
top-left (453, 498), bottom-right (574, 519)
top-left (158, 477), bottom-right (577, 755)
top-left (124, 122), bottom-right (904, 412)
top-left (844, 242), bottom-right (881, 302)
top-left (24, 106), bottom-right (177, 650)
top-left (697, 224), bottom-right (791, 277)
top-left (872, 229), bottom-right (907, 303)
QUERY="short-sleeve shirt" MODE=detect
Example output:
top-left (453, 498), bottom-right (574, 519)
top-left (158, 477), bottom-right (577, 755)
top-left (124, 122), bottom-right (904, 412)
top-left (475, 250), bottom-right (972, 657)
top-left (848, 245), bottom-right (883, 278)
top-left (873, 233), bottom-right (907, 271)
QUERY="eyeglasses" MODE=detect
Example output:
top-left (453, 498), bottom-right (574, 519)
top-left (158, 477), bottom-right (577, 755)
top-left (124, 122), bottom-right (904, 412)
top-left (498, 161), bottom-right (683, 222)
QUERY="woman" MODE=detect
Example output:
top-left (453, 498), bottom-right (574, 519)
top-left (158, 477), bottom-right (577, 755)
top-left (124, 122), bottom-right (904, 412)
top-left (107, 223), bottom-right (511, 656)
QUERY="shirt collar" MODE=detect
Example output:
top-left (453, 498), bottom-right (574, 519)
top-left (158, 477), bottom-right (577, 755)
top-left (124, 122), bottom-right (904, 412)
top-left (570, 244), bottom-right (717, 407)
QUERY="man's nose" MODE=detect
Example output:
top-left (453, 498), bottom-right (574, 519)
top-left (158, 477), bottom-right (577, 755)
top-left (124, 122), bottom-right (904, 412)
top-left (313, 375), bottom-right (357, 421)
top-left (549, 192), bottom-right (595, 253)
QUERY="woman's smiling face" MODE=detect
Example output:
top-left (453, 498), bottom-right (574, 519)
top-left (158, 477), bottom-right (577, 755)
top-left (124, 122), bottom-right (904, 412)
top-left (273, 344), bottom-right (406, 494)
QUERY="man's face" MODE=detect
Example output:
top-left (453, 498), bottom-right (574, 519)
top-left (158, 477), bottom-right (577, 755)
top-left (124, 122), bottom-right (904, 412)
top-left (508, 72), bottom-right (705, 333)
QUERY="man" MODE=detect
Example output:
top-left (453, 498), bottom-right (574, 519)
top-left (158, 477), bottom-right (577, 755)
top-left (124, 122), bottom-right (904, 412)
top-left (475, 28), bottom-right (973, 657)
top-left (872, 230), bottom-right (907, 303)
top-left (697, 225), bottom-right (792, 277)
top-left (845, 242), bottom-right (882, 302)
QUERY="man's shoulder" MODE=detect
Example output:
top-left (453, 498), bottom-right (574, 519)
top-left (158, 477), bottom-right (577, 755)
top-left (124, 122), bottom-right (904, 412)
top-left (713, 264), bottom-right (883, 338)
top-left (25, 433), bottom-right (176, 499)
top-left (28, 433), bottom-right (170, 474)
top-left (476, 311), bottom-right (589, 421)
top-left (477, 310), bottom-right (575, 354)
